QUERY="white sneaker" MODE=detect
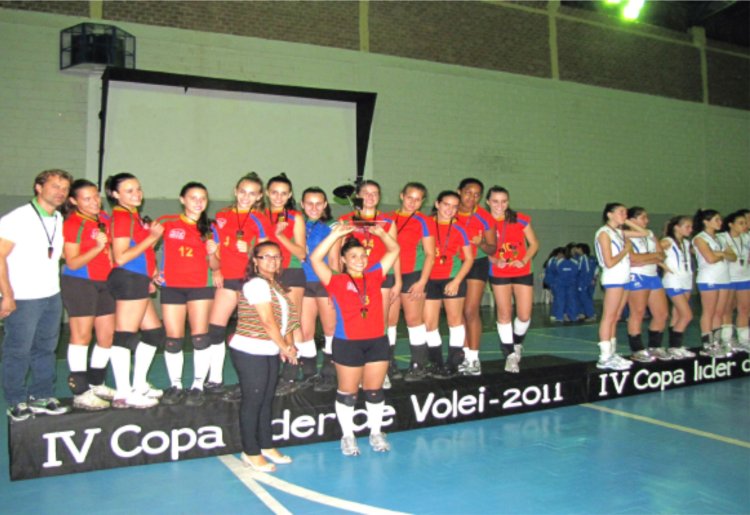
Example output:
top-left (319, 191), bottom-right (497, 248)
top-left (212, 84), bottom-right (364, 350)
top-left (457, 359), bottom-right (471, 374)
top-left (136, 384), bottom-right (163, 399)
top-left (112, 391), bottom-right (159, 409)
top-left (610, 354), bottom-right (633, 368)
top-left (667, 347), bottom-right (695, 359)
top-left (91, 383), bottom-right (116, 401)
top-left (73, 389), bottom-right (110, 411)
top-left (341, 435), bottom-right (360, 456)
top-left (630, 350), bottom-right (655, 363)
top-left (464, 360), bottom-right (482, 376)
top-left (382, 375), bottom-right (392, 390)
top-left (648, 348), bottom-right (672, 361)
top-left (597, 355), bottom-right (631, 371)
top-left (505, 352), bottom-right (520, 374)
top-left (369, 432), bottom-right (391, 452)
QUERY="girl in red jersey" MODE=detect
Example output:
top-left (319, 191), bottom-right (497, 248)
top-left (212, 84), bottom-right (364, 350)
top-left (385, 182), bottom-right (435, 382)
top-left (486, 186), bottom-right (539, 374)
top-left (157, 182), bottom-right (220, 406)
top-left (105, 173), bottom-right (165, 409)
top-left (310, 222), bottom-right (400, 456)
top-left (207, 173), bottom-right (269, 395)
top-left (424, 191), bottom-right (474, 378)
top-left (264, 174), bottom-right (308, 394)
top-left (335, 180), bottom-right (402, 384)
top-left (61, 179), bottom-right (116, 410)
top-left (455, 178), bottom-right (496, 376)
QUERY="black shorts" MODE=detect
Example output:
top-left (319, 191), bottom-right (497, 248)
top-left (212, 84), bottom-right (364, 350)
top-left (465, 256), bottom-right (489, 282)
top-left (304, 281), bottom-right (328, 298)
top-left (61, 275), bottom-right (115, 317)
top-left (382, 274), bottom-right (395, 289)
top-left (401, 271), bottom-right (422, 294)
top-left (333, 336), bottom-right (389, 367)
top-left (220, 278), bottom-right (244, 292)
top-left (279, 268), bottom-right (306, 289)
top-left (160, 286), bottom-right (215, 304)
top-left (107, 268), bottom-right (152, 301)
top-left (489, 273), bottom-right (534, 286)
top-left (426, 278), bottom-right (467, 300)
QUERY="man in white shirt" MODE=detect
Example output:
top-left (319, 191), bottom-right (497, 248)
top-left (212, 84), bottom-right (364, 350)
top-left (0, 169), bottom-right (73, 421)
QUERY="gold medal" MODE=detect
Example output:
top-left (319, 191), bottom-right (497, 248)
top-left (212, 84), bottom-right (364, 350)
top-left (361, 308), bottom-right (368, 319)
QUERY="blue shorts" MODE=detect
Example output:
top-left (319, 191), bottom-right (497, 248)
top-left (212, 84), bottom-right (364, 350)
top-left (626, 274), bottom-right (662, 291)
top-left (602, 283), bottom-right (628, 290)
top-left (697, 282), bottom-right (730, 292)
top-left (730, 280), bottom-right (750, 291)
top-left (665, 287), bottom-right (691, 298)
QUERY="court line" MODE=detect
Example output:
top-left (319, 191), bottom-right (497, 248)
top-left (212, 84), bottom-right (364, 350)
top-left (220, 454), bottom-right (410, 515)
top-left (219, 455), bottom-right (291, 514)
top-left (581, 403), bottom-right (750, 449)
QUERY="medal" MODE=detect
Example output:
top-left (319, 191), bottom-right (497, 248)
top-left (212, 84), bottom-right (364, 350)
top-left (360, 307), bottom-right (368, 319)
top-left (47, 246), bottom-right (53, 259)
top-left (439, 256), bottom-right (447, 265)
top-left (236, 230), bottom-right (244, 239)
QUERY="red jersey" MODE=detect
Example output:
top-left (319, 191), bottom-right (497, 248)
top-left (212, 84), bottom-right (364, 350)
top-left (428, 218), bottom-right (470, 280)
top-left (111, 206), bottom-right (156, 278)
top-left (455, 206), bottom-right (494, 259)
top-left (158, 214), bottom-right (213, 287)
top-left (388, 210), bottom-right (432, 274)
top-left (490, 212), bottom-right (532, 278)
top-left (61, 211), bottom-right (113, 282)
top-left (264, 208), bottom-right (303, 269)
top-left (214, 207), bottom-right (269, 280)
top-left (338, 211), bottom-right (394, 268)
top-left (326, 266), bottom-right (385, 340)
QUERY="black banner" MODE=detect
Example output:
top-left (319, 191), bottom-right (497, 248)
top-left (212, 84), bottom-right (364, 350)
top-left (9, 353), bottom-right (749, 480)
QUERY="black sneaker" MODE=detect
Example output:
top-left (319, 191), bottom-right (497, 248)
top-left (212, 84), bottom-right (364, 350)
top-left (28, 397), bottom-right (70, 415)
top-left (275, 380), bottom-right (299, 397)
top-left (313, 374), bottom-right (337, 393)
top-left (161, 386), bottom-right (185, 406)
top-left (403, 363), bottom-right (428, 382)
top-left (185, 388), bottom-right (205, 407)
top-left (428, 364), bottom-right (454, 380)
top-left (221, 384), bottom-right (242, 402)
top-left (204, 381), bottom-right (226, 396)
top-left (7, 402), bottom-right (33, 422)
top-left (389, 360), bottom-right (404, 381)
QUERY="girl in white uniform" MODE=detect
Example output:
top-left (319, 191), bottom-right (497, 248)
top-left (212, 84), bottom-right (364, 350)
top-left (692, 209), bottom-right (734, 357)
top-left (594, 203), bottom-right (648, 370)
top-left (660, 216), bottom-right (696, 359)
top-left (625, 207), bottom-right (670, 363)
top-left (718, 210), bottom-right (749, 351)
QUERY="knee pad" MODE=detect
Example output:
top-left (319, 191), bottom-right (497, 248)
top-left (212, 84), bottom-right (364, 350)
top-left (192, 333), bottom-right (211, 350)
top-left (363, 389), bottom-right (385, 404)
top-left (113, 331), bottom-right (139, 352)
top-left (336, 391), bottom-right (358, 407)
top-left (165, 337), bottom-right (183, 354)
top-left (67, 371), bottom-right (89, 395)
top-left (208, 324), bottom-right (227, 345)
top-left (141, 327), bottom-right (166, 347)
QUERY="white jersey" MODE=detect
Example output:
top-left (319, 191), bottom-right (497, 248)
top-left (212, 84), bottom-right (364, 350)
top-left (693, 231), bottom-right (730, 285)
top-left (629, 230), bottom-right (658, 277)
top-left (661, 237), bottom-right (693, 290)
top-left (595, 225), bottom-right (629, 285)
top-left (717, 232), bottom-right (750, 282)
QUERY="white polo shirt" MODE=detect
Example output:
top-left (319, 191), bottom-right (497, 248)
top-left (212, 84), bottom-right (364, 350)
top-left (0, 200), bottom-right (63, 300)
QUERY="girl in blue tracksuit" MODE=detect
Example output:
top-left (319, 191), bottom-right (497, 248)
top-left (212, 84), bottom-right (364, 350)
top-left (577, 243), bottom-right (598, 321)
top-left (552, 244), bottom-right (580, 322)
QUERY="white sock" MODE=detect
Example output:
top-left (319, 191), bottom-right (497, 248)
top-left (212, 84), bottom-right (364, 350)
top-left (324, 335), bottom-right (333, 355)
top-left (387, 326), bottom-right (397, 346)
top-left (609, 338), bottom-right (618, 355)
top-left (132, 342), bottom-right (157, 392)
top-left (464, 348), bottom-right (478, 361)
top-left (90, 345), bottom-right (111, 369)
top-left (366, 401), bottom-right (384, 435)
top-left (110, 346), bottom-right (132, 398)
top-left (426, 329), bottom-right (442, 348)
top-left (192, 348), bottom-right (211, 390)
top-left (164, 351), bottom-right (184, 388)
top-left (407, 324), bottom-right (427, 346)
top-left (721, 324), bottom-right (734, 343)
top-left (513, 317), bottom-right (531, 336)
top-left (296, 340), bottom-right (317, 358)
top-left (598, 341), bottom-right (612, 360)
top-left (738, 326), bottom-right (749, 344)
top-left (209, 342), bottom-right (226, 383)
top-left (497, 322), bottom-right (513, 345)
top-left (335, 398), bottom-right (355, 438)
top-left (449, 325), bottom-right (465, 348)
top-left (67, 344), bottom-right (88, 373)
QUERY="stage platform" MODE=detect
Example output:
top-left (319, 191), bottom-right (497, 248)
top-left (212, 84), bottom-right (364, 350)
top-left (9, 351), bottom-right (750, 480)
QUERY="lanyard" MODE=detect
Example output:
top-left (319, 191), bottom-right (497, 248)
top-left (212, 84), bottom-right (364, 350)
top-left (346, 272), bottom-right (370, 319)
top-left (234, 207), bottom-right (251, 239)
top-left (30, 201), bottom-right (57, 259)
top-left (395, 211), bottom-right (416, 235)
top-left (434, 217), bottom-right (454, 265)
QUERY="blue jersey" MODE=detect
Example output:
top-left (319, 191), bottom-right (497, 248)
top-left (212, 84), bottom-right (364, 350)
top-left (303, 219), bottom-right (333, 282)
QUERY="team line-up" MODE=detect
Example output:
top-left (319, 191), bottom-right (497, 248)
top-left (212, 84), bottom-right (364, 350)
top-left (0, 169), bottom-right (748, 465)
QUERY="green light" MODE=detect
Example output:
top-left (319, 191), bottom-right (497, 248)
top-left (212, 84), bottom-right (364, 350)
top-left (622, 0), bottom-right (645, 20)
top-left (604, 0), bottom-right (622, 4)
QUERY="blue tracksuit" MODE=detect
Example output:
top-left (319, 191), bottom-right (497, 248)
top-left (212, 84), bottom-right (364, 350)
top-left (551, 257), bottom-right (580, 321)
top-left (577, 255), bottom-right (597, 319)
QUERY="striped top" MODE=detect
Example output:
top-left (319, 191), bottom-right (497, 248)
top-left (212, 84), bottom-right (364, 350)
top-left (236, 277), bottom-right (300, 341)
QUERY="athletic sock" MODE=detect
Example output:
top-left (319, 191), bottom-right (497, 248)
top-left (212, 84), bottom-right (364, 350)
top-left (132, 342), bottom-right (157, 393)
top-left (89, 344), bottom-right (111, 370)
top-left (192, 348), bottom-right (211, 390)
top-left (366, 401), bottom-right (385, 435)
top-left (407, 324), bottom-right (428, 366)
top-left (464, 348), bottom-right (478, 361)
top-left (164, 351), bottom-right (184, 388)
top-left (209, 342), bottom-right (226, 384)
top-left (324, 335), bottom-right (333, 355)
top-left (387, 326), bottom-right (397, 347)
top-left (647, 330), bottom-right (663, 349)
top-left (668, 328), bottom-right (683, 348)
top-left (335, 396), bottom-right (355, 438)
top-left (110, 346), bottom-right (132, 397)
top-left (67, 344), bottom-right (88, 373)
top-left (628, 333), bottom-right (644, 352)
top-left (513, 317), bottom-right (530, 345)
top-left (720, 324), bottom-right (734, 344)
top-left (497, 322), bottom-right (513, 358)
top-left (426, 330), bottom-right (443, 366)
